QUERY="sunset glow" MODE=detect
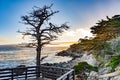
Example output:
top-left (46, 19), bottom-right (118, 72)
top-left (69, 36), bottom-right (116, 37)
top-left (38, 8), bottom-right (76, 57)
top-left (1, 0), bottom-right (120, 44)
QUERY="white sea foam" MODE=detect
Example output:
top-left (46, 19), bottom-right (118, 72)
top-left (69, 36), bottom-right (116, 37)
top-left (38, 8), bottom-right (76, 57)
top-left (42, 53), bottom-right (72, 64)
top-left (0, 46), bottom-right (71, 69)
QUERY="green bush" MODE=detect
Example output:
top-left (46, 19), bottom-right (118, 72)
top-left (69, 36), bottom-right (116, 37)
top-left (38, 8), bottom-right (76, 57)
top-left (74, 62), bottom-right (98, 75)
top-left (108, 54), bottom-right (120, 70)
top-left (114, 44), bottom-right (120, 52)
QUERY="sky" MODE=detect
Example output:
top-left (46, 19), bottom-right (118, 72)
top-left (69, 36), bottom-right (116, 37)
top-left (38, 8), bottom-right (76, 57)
top-left (0, 0), bottom-right (120, 44)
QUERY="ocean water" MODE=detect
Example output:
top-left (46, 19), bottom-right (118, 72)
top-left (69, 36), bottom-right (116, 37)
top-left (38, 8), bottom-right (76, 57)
top-left (0, 45), bottom-right (72, 69)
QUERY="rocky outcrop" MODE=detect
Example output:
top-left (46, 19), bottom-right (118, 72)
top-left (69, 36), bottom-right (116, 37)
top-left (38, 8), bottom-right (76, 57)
top-left (80, 54), bottom-right (98, 66)
top-left (56, 49), bottom-right (82, 60)
top-left (97, 66), bottom-right (120, 80)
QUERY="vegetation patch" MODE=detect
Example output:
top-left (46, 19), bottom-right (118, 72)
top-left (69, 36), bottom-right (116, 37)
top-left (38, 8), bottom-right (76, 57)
top-left (108, 54), bottom-right (120, 70)
top-left (74, 62), bottom-right (98, 75)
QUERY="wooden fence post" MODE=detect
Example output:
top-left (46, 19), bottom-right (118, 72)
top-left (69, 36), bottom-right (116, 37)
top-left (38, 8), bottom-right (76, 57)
top-left (25, 68), bottom-right (27, 79)
top-left (67, 74), bottom-right (70, 80)
top-left (11, 69), bottom-right (14, 80)
top-left (73, 70), bottom-right (75, 80)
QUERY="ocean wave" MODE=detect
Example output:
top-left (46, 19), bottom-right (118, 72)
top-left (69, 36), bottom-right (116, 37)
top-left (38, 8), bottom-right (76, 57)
top-left (0, 45), bottom-right (71, 69)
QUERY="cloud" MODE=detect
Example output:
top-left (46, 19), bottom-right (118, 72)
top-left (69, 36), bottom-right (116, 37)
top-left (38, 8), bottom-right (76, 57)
top-left (57, 1), bottom-right (120, 42)
top-left (1, 0), bottom-right (120, 44)
top-left (57, 28), bottom-right (93, 42)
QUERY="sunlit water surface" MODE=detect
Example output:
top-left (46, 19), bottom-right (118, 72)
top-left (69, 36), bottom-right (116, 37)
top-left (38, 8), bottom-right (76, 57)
top-left (0, 45), bottom-right (72, 69)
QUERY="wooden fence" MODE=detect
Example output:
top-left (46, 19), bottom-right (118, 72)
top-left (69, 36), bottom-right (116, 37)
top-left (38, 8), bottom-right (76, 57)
top-left (0, 65), bottom-right (75, 80)
top-left (57, 69), bottom-right (75, 80)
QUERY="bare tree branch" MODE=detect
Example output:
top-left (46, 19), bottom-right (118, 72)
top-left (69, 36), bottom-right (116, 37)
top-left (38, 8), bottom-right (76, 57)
top-left (18, 4), bottom-right (70, 78)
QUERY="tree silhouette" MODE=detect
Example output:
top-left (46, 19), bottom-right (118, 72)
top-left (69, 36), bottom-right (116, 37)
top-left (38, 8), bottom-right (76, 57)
top-left (19, 4), bottom-right (69, 77)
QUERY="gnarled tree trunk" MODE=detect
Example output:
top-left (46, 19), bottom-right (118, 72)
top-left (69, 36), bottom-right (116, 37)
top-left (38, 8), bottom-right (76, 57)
top-left (36, 39), bottom-right (41, 77)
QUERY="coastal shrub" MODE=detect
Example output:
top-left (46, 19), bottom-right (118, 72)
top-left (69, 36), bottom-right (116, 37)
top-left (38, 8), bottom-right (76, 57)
top-left (108, 54), bottom-right (120, 70)
top-left (114, 44), bottom-right (120, 52)
top-left (74, 62), bottom-right (98, 80)
top-left (91, 15), bottom-right (120, 41)
top-left (74, 62), bottom-right (98, 75)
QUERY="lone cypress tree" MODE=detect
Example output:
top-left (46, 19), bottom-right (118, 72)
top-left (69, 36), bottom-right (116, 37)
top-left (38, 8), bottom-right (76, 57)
top-left (19, 4), bottom-right (69, 77)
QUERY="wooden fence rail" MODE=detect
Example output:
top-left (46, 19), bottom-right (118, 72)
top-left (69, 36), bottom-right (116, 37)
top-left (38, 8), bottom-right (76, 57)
top-left (57, 69), bottom-right (75, 80)
top-left (0, 66), bottom-right (75, 80)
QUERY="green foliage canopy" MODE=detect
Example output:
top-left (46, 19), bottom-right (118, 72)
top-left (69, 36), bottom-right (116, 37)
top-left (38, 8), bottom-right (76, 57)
top-left (91, 15), bottom-right (120, 40)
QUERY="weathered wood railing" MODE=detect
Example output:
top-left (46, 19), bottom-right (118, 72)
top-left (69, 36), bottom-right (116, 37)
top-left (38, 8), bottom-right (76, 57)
top-left (0, 65), bottom-right (75, 80)
top-left (57, 69), bottom-right (75, 80)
